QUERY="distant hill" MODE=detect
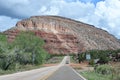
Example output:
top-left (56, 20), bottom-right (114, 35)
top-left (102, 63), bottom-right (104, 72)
top-left (4, 16), bottom-right (120, 54)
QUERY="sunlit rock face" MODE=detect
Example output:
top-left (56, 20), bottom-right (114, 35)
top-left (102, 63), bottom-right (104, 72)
top-left (4, 16), bottom-right (120, 54)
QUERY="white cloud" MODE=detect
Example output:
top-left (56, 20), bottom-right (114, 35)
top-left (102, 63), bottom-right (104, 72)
top-left (94, 0), bottom-right (120, 38)
top-left (39, 6), bottom-right (47, 13)
top-left (39, 6), bottom-right (59, 15)
top-left (0, 16), bottom-right (19, 31)
top-left (0, 0), bottom-right (120, 39)
top-left (77, 0), bottom-right (120, 38)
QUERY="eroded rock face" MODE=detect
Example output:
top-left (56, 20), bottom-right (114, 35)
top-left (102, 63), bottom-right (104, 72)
top-left (34, 31), bottom-right (79, 54)
top-left (4, 16), bottom-right (120, 54)
top-left (4, 28), bottom-right (19, 42)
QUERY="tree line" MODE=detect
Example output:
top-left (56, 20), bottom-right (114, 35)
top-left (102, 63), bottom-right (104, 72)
top-left (77, 49), bottom-right (120, 65)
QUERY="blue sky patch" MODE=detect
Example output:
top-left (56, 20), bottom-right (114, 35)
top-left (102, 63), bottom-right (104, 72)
top-left (79, 0), bottom-right (105, 4)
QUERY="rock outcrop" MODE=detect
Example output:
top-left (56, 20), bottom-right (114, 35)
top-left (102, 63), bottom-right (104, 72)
top-left (4, 16), bottom-right (120, 54)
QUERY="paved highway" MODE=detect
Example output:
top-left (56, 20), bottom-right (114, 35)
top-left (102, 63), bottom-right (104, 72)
top-left (46, 56), bottom-right (86, 80)
top-left (0, 56), bottom-right (68, 80)
top-left (46, 65), bottom-right (85, 80)
top-left (0, 65), bottom-right (58, 80)
top-left (0, 56), bottom-right (86, 80)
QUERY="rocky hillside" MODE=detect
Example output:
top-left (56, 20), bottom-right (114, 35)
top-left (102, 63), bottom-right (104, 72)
top-left (4, 16), bottom-right (120, 54)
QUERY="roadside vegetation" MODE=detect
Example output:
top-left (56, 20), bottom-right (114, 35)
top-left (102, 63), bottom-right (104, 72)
top-left (81, 70), bottom-right (112, 80)
top-left (77, 49), bottom-right (120, 64)
top-left (80, 64), bottom-right (120, 80)
top-left (45, 56), bottom-right (64, 64)
top-left (0, 32), bottom-right (51, 75)
top-left (72, 49), bottom-right (120, 80)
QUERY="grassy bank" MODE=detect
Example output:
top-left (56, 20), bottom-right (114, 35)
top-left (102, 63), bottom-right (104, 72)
top-left (81, 71), bottom-right (112, 80)
top-left (79, 63), bottom-right (120, 80)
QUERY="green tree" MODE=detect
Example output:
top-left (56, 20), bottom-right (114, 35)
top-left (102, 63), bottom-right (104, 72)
top-left (0, 33), bottom-right (13, 70)
top-left (0, 33), bottom-right (7, 54)
top-left (13, 31), bottom-right (48, 65)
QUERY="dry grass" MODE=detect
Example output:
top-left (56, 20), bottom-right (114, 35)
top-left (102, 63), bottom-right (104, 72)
top-left (42, 64), bottom-right (58, 67)
top-left (70, 61), bottom-right (94, 71)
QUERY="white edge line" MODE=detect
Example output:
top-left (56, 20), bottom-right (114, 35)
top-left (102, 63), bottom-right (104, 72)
top-left (71, 67), bottom-right (87, 80)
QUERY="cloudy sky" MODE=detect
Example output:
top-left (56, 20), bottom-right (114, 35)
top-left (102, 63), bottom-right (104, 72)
top-left (0, 0), bottom-right (120, 39)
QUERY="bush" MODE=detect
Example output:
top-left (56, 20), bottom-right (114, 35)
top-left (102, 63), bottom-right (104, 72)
top-left (78, 53), bottom-right (85, 63)
top-left (89, 59), bottom-right (95, 66)
top-left (0, 55), bottom-right (15, 70)
top-left (97, 56), bottom-right (109, 64)
top-left (16, 53), bottom-right (32, 65)
top-left (112, 65), bottom-right (120, 80)
top-left (95, 64), bottom-right (113, 75)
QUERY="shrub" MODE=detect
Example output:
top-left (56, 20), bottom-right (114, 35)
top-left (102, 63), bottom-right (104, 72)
top-left (97, 56), bottom-right (109, 64)
top-left (78, 53), bottom-right (85, 63)
top-left (95, 64), bottom-right (113, 75)
top-left (111, 65), bottom-right (120, 80)
top-left (89, 59), bottom-right (95, 66)
top-left (0, 55), bottom-right (16, 70)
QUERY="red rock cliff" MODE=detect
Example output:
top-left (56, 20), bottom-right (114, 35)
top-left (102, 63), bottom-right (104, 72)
top-left (4, 16), bottom-right (120, 54)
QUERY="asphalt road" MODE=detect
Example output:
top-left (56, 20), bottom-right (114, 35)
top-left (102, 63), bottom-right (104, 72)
top-left (0, 66), bottom-right (58, 80)
top-left (0, 56), bottom-right (68, 80)
top-left (46, 56), bottom-right (86, 80)
top-left (46, 65), bottom-right (85, 80)
top-left (0, 56), bottom-right (86, 80)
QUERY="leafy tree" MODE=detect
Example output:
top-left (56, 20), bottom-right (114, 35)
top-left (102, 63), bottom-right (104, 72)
top-left (0, 33), bottom-right (12, 70)
top-left (13, 31), bottom-right (48, 65)
top-left (77, 53), bottom-right (86, 63)
top-left (0, 32), bottom-right (50, 70)
top-left (0, 33), bottom-right (7, 54)
top-left (0, 54), bottom-right (15, 70)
